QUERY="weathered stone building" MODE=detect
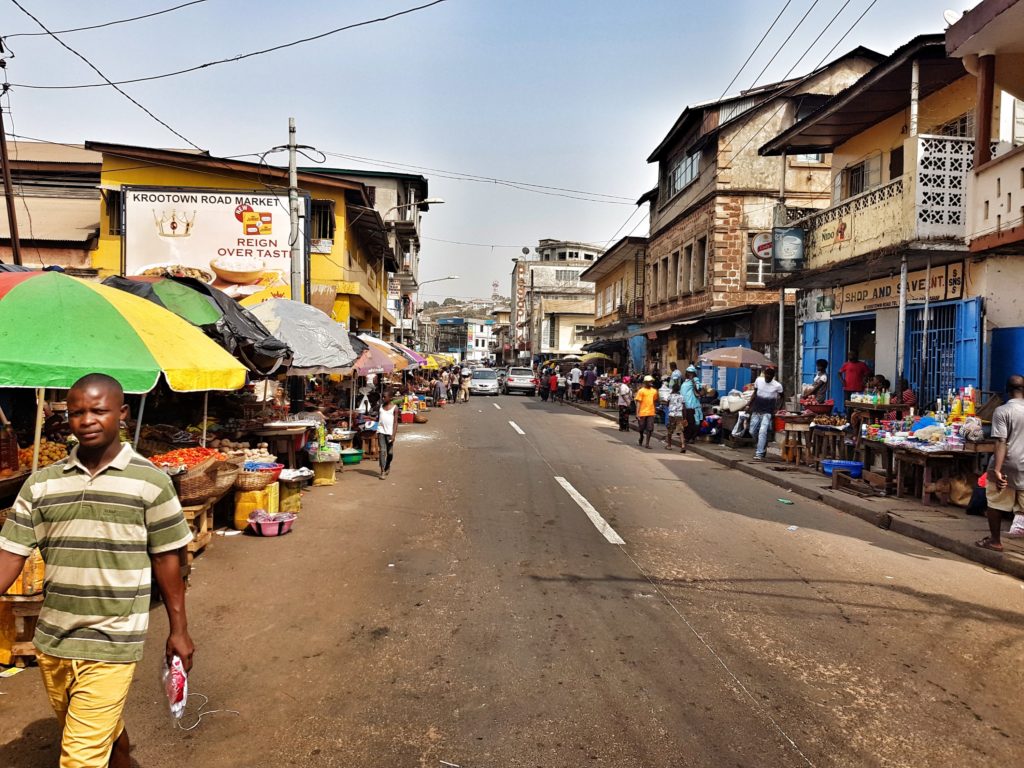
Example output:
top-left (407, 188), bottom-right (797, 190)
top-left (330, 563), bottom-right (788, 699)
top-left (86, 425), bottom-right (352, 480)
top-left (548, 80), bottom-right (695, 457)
top-left (638, 48), bottom-right (882, 392)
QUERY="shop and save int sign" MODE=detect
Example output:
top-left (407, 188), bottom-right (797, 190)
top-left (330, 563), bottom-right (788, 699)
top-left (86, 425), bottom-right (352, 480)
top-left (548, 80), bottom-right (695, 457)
top-left (833, 261), bottom-right (965, 314)
top-left (122, 187), bottom-right (307, 287)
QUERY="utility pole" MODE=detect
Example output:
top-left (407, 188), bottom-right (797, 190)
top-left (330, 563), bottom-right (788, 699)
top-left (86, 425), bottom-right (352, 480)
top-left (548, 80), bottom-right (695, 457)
top-left (287, 117), bottom-right (302, 302)
top-left (0, 75), bottom-right (22, 265)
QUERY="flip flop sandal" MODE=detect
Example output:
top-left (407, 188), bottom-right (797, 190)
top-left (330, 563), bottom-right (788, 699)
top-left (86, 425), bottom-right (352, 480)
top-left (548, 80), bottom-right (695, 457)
top-left (975, 536), bottom-right (1004, 552)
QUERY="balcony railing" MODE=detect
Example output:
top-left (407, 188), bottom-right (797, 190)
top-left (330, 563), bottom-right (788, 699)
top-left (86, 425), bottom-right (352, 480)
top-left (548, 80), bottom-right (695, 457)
top-left (792, 135), bottom-right (973, 269)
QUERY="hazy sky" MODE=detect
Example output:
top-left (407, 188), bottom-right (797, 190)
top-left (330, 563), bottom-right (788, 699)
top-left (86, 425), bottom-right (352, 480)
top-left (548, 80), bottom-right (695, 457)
top-left (1, 0), bottom-right (968, 299)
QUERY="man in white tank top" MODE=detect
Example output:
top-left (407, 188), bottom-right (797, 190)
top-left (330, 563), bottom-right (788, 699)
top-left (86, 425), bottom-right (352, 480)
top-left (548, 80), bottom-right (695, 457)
top-left (377, 392), bottom-right (399, 479)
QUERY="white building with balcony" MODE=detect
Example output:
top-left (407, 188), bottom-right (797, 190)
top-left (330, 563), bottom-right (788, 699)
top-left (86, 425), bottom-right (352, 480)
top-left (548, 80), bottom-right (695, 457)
top-left (760, 33), bottom-right (1022, 405)
top-left (948, 0), bottom-right (1024, 388)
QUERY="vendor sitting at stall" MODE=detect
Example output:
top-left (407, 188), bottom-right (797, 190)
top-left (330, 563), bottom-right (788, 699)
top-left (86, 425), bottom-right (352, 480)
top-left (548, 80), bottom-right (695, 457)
top-left (801, 359), bottom-right (829, 403)
top-left (885, 378), bottom-right (917, 421)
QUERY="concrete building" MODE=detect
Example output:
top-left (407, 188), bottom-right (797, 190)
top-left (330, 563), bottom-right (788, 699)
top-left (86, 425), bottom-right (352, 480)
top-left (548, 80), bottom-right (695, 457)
top-left (639, 48), bottom-right (881, 393)
top-left (305, 168), bottom-right (433, 342)
top-left (578, 235), bottom-right (647, 372)
top-left (510, 239), bottom-right (603, 363)
top-left (761, 32), bottom-right (1024, 405)
top-left (0, 142), bottom-right (102, 273)
top-left (947, 0), bottom-right (1024, 389)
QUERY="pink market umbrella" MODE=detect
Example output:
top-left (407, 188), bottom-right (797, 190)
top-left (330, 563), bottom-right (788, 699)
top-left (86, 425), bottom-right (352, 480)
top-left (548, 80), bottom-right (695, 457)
top-left (353, 344), bottom-right (395, 376)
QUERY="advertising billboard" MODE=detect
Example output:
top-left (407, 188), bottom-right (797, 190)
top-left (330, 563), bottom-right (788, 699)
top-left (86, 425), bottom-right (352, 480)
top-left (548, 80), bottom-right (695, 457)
top-left (123, 186), bottom-right (308, 298)
top-left (771, 227), bottom-right (805, 272)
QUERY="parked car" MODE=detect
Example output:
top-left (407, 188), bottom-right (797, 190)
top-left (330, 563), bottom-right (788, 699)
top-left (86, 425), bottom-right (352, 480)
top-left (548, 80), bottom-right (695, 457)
top-left (503, 366), bottom-right (538, 396)
top-left (468, 368), bottom-right (500, 396)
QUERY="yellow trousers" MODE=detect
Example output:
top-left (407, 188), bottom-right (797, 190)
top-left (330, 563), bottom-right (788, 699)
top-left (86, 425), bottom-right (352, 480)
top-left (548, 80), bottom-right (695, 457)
top-left (37, 653), bottom-right (136, 768)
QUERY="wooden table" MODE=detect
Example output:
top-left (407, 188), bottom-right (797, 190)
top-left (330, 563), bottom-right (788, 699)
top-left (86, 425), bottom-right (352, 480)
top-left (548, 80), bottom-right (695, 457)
top-left (844, 401), bottom-right (916, 416)
top-left (810, 426), bottom-right (850, 468)
top-left (0, 594), bottom-right (43, 667)
top-left (250, 424), bottom-right (311, 469)
top-left (859, 439), bottom-right (897, 493)
top-left (781, 421), bottom-right (811, 465)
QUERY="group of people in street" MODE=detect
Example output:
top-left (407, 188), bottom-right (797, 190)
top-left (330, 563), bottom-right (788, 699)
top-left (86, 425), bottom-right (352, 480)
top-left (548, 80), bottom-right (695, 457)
top-left (613, 363), bottom-right (705, 452)
top-left (435, 365), bottom-right (473, 404)
top-left (538, 362), bottom-right (600, 403)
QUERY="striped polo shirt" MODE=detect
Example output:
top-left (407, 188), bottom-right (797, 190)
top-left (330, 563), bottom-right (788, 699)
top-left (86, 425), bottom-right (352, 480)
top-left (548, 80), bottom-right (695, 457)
top-left (0, 443), bottom-right (192, 663)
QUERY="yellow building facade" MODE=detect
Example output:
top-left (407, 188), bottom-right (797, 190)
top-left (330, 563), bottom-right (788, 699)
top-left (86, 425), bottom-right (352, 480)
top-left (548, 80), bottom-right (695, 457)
top-left (87, 142), bottom-right (395, 332)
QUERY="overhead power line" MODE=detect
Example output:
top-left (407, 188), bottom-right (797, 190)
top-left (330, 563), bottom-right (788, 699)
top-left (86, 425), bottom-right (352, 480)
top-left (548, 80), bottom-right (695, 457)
top-left (5, 0), bottom-right (210, 38)
top-left (8, 0), bottom-right (452, 90)
top-left (747, 0), bottom-right (823, 91)
top-left (715, 0), bottom-right (795, 101)
top-left (9, 0), bottom-right (202, 150)
top-left (321, 150), bottom-right (635, 202)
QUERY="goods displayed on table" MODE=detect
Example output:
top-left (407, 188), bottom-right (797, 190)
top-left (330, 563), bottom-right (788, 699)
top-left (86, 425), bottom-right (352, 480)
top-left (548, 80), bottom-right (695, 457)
top-left (148, 446), bottom-right (226, 471)
top-left (811, 415), bottom-right (848, 429)
top-left (858, 387), bottom-right (989, 453)
top-left (16, 439), bottom-right (67, 469)
top-left (208, 439), bottom-right (275, 463)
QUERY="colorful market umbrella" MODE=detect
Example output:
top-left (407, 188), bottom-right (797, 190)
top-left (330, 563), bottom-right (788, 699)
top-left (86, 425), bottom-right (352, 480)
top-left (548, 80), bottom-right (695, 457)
top-left (351, 336), bottom-right (396, 376)
top-left (699, 346), bottom-right (775, 369)
top-left (0, 271), bottom-right (248, 393)
top-left (391, 341), bottom-right (428, 368)
top-left (103, 275), bottom-right (222, 326)
top-left (581, 352), bottom-right (613, 363)
top-left (358, 334), bottom-right (410, 372)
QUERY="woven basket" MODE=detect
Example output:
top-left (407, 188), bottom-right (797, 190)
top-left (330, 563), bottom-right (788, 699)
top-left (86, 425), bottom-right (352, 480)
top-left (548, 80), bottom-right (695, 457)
top-left (178, 460), bottom-right (238, 504)
top-left (235, 470), bottom-right (272, 492)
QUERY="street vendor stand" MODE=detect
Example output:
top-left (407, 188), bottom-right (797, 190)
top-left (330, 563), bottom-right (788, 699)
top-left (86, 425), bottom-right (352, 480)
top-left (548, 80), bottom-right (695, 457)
top-left (0, 271), bottom-right (248, 663)
top-left (893, 440), bottom-right (995, 505)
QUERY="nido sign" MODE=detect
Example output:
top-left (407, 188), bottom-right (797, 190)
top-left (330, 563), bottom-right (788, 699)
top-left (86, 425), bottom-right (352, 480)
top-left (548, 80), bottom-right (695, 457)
top-left (833, 261), bottom-right (965, 314)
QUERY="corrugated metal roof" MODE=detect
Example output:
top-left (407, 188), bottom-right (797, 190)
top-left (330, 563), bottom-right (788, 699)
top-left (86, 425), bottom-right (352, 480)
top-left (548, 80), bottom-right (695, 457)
top-left (0, 195), bottom-right (99, 242)
top-left (8, 142), bottom-right (101, 164)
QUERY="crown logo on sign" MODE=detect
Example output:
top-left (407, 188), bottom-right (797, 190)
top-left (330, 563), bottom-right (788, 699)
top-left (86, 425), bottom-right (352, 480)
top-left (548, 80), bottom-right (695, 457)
top-left (152, 209), bottom-right (197, 238)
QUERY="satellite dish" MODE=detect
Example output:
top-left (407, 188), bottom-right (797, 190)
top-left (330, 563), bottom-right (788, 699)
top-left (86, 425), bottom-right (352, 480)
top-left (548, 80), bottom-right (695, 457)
top-left (522, 247), bottom-right (530, 255)
top-left (942, 9), bottom-right (962, 25)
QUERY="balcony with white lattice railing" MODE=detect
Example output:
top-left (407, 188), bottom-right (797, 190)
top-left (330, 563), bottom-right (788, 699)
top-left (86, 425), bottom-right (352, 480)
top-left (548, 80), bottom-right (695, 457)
top-left (790, 135), bottom-right (973, 270)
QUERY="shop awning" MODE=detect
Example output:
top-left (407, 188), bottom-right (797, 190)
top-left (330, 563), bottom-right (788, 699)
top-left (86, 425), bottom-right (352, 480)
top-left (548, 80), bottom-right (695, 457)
top-left (765, 247), bottom-right (968, 290)
top-left (628, 319), bottom-right (699, 337)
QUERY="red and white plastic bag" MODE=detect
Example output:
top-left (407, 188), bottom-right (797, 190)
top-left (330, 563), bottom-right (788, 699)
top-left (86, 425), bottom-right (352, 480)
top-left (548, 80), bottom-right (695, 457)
top-left (162, 655), bottom-right (188, 720)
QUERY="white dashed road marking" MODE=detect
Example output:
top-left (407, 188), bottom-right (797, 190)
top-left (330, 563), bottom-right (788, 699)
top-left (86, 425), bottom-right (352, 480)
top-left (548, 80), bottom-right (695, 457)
top-left (494, 403), bottom-right (502, 410)
top-left (508, 421), bottom-right (526, 435)
top-left (554, 476), bottom-right (625, 545)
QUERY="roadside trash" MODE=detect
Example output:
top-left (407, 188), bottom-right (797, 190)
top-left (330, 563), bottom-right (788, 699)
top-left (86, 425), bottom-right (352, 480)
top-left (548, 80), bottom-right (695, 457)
top-left (0, 666), bottom-right (25, 678)
top-left (215, 530), bottom-right (242, 536)
top-left (787, 525), bottom-right (798, 531)
top-left (162, 655), bottom-right (188, 720)
top-left (778, 498), bottom-right (794, 505)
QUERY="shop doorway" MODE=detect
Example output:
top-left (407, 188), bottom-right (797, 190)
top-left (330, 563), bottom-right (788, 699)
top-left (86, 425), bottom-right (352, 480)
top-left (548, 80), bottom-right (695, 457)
top-left (846, 317), bottom-right (876, 367)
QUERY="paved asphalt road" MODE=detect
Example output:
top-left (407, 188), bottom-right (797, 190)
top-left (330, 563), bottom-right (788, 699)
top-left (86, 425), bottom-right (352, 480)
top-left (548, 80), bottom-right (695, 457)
top-left (3, 394), bottom-right (1024, 767)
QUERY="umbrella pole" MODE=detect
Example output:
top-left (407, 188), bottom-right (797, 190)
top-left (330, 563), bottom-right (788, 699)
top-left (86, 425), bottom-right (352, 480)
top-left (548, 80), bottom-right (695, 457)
top-left (133, 394), bottom-right (147, 449)
top-left (31, 388), bottom-right (44, 472)
top-left (201, 391), bottom-right (209, 448)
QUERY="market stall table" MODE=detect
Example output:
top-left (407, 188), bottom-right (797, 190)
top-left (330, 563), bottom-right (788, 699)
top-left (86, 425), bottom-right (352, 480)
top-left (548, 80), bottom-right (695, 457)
top-left (859, 439), bottom-right (897, 493)
top-left (892, 442), bottom-right (994, 505)
top-left (0, 594), bottom-right (43, 667)
top-left (810, 426), bottom-right (851, 468)
top-left (250, 422), bottom-right (316, 469)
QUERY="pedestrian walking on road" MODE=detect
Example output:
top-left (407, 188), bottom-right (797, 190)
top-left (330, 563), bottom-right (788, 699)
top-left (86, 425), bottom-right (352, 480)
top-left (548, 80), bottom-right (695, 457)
top-left (0, 373), bottom-right (194, 768)
top-left (747, 366), bottom-right (784, 461)
top-left (549, 371), bottom-right (560, 404)
top-left (378, 391), bottom-right (399, 479)
top-left (665, 380), bottom-right (686, 451)
top-left (582, 366), bottom-right (597, 402)
top-left (539, 366), bottom-right (551, 402)
top-left (680, 365), bottom-right (704, 451)
top-left (617, 376), bottom-right (633, 431)
top-left (458, 367), bottom-right (472, 403)
top-left (569, 364), bottom-right (583, 401)
top-left (635, 375), bottom-right (658, 449)
top-left (977, 374), bottom-right (1024, 551)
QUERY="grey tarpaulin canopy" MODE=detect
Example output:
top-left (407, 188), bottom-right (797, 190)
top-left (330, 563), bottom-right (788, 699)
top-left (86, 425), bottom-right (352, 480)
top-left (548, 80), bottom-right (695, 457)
top-left (248, 298), bottom-right (360, 374)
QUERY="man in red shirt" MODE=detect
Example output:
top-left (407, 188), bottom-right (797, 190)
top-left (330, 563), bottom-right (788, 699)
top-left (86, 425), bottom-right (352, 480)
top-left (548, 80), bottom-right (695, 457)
top-left (839, 353), bottom-right (871, 402)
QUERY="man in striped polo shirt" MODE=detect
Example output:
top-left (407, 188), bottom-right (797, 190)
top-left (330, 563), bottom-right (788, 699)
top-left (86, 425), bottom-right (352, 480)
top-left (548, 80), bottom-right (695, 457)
top-left (0, 373), bottom-right (194, 768)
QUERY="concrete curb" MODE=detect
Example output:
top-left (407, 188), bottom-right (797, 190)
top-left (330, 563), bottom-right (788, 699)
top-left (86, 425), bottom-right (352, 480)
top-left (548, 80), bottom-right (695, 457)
top-left (566, 399), bottom-right (1024, 580)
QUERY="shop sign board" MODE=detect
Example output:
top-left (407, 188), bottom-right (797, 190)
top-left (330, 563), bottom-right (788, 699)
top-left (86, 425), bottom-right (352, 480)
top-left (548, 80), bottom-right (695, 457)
top-left (750, 232), bottom-right (773, 261)
top-left (123, 186), bottom-right (308, 296)
top-left (772, 227), bottom-right (805, 272)
top-left (833, 261), bottom-right (965, 314)
top-left (815, 217), bottom-right (852, 250)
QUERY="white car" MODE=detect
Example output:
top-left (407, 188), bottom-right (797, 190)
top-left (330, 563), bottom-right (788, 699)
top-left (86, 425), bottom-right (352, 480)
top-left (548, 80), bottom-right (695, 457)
top-left (468, 368), bottom-right (500, 395)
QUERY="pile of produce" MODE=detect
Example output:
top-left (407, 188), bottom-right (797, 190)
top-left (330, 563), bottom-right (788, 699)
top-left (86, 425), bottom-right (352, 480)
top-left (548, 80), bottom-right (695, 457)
top-left (812, 415), bottom-right (848, 428)
top-left (17, 439), bottom-right (68, 470)
top-left (208, 439), bottom-right (275, 462)
top-left (148, 446), bottom-right (226, 470)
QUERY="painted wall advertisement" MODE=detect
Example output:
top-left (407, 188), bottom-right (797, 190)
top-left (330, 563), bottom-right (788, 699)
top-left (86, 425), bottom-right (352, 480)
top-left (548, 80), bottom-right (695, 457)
top-left (833, 261), bottom-right (965, 314)
top-left (123, 186), bottom-right (307, 297)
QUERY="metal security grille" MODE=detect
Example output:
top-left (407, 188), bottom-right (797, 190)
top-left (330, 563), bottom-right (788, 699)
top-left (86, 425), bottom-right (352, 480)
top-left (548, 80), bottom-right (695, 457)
top-left (907, 304), bottom-right (957, 407)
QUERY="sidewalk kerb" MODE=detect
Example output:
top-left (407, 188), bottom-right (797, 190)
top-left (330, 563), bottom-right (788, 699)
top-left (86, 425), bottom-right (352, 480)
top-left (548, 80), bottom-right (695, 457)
top-left (562, 398), bottom-right (1023, 580)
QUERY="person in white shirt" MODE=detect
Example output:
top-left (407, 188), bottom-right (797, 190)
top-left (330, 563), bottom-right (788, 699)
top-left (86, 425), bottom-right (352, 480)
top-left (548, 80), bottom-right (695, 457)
top-left (377, 390), bottom-right (399, 479)
top-left (569, 365), bottom-right (583, 401)
top-left (747, 366), bottom-right (784, 460)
